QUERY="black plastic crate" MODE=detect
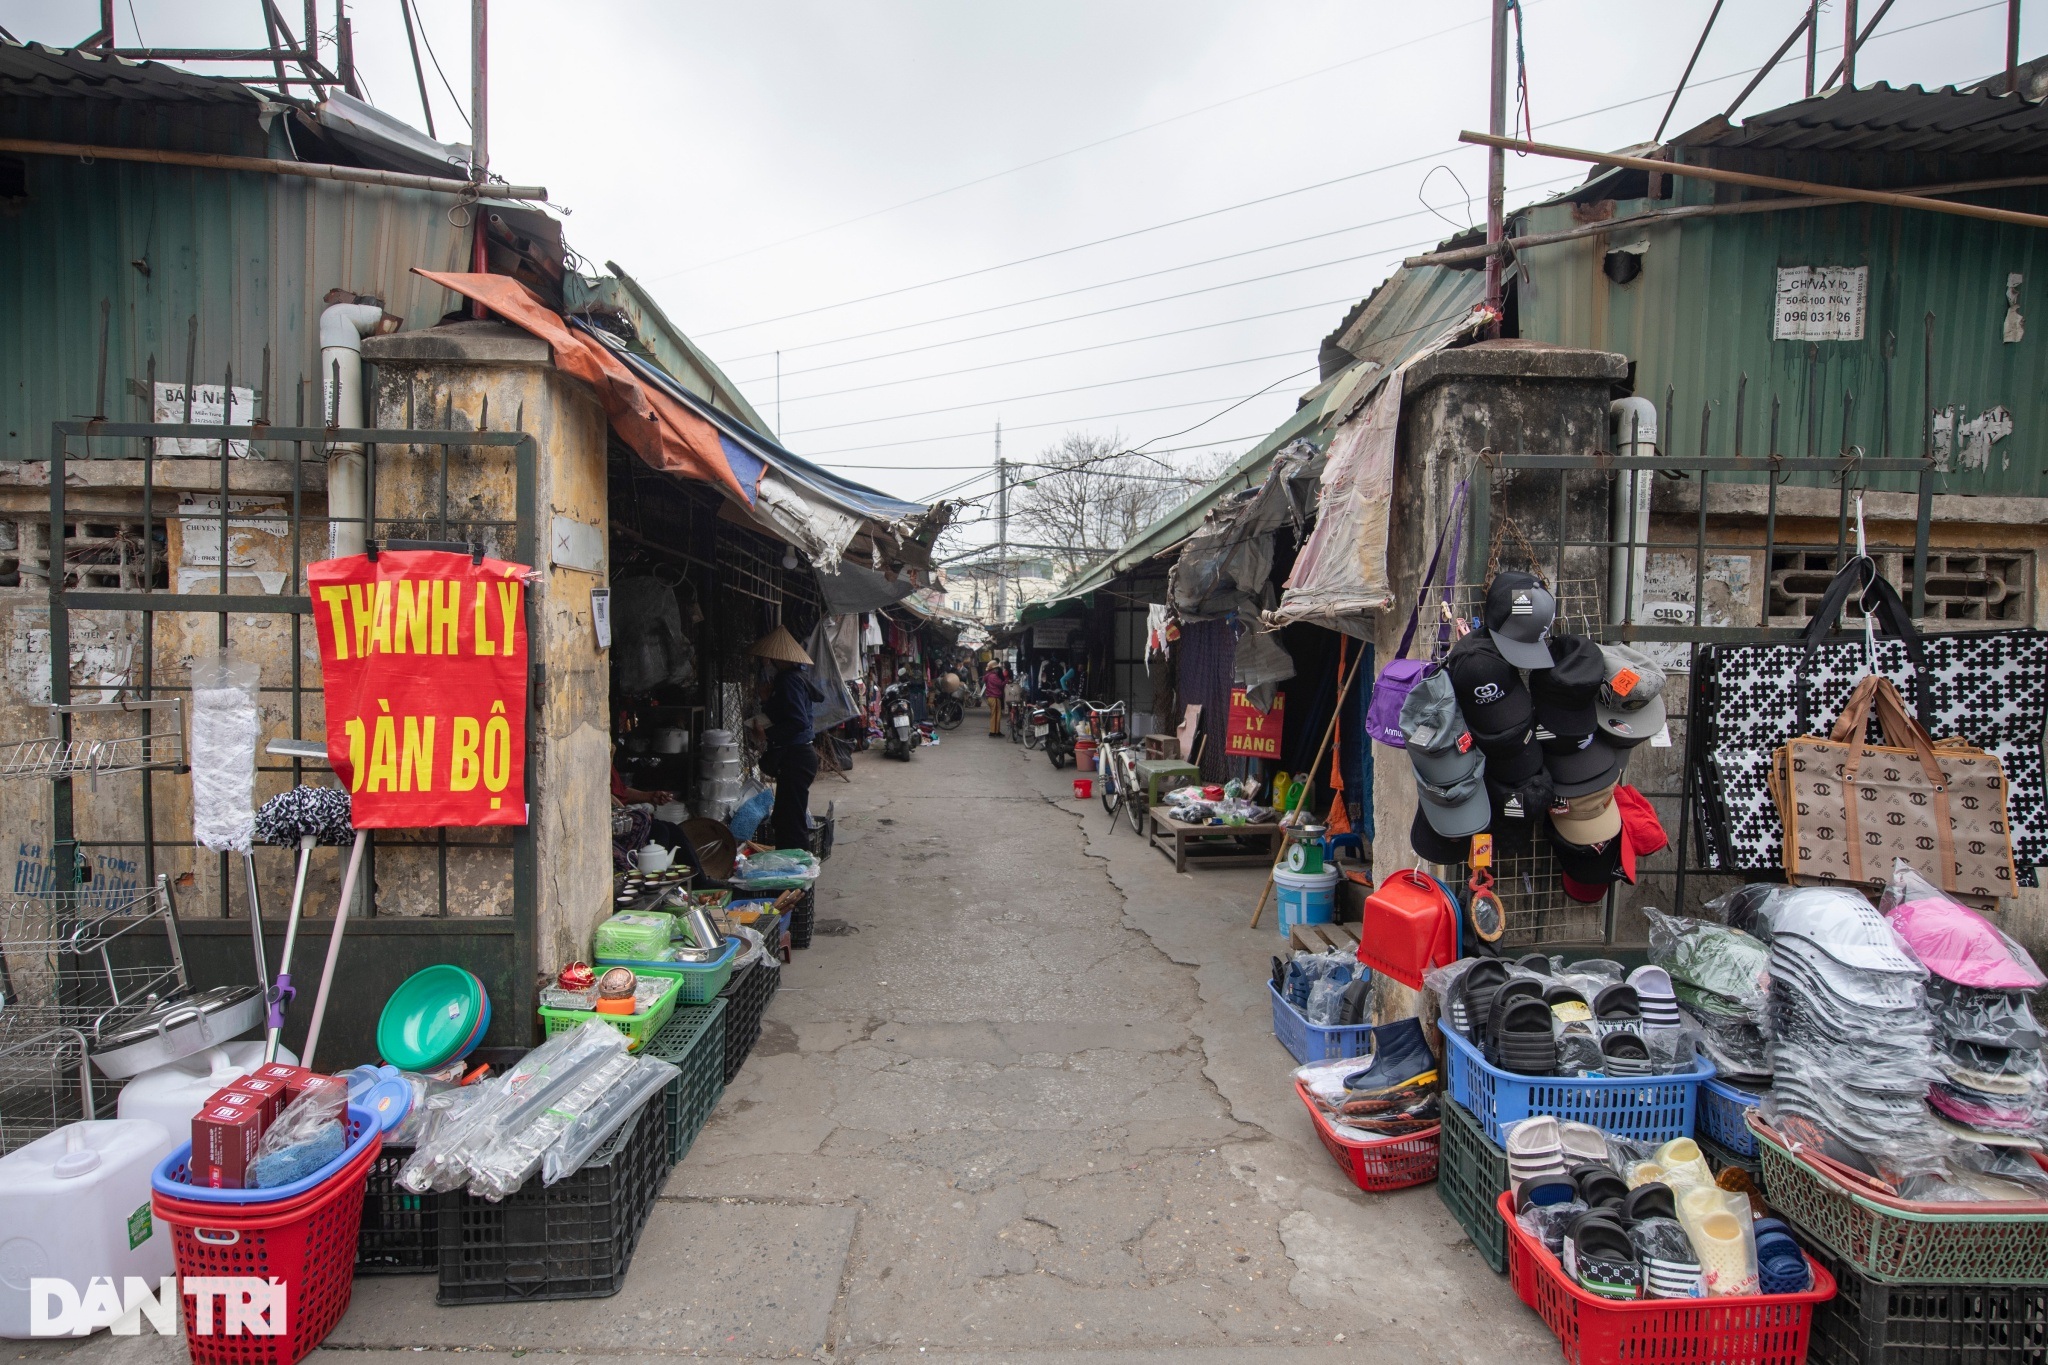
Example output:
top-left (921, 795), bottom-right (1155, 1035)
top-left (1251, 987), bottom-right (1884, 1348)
top-left (646, 998), bottom-right (726, 1164)
top-left (1698, 1129), bottom-right (1761, 1180)
top-left (434, 1090), bottom-right (668, 1304)
top-left (1799, 1227), bottom-right (2048, 1365)
top-left (789, 886), bottom-right (816, 949)
top-left (356, 1145), bottom-right (438, 1275)
top-left (1436, 1098), bottom-right (1509, 1274)
top-left (717, 957), bottom-right (782, 1083)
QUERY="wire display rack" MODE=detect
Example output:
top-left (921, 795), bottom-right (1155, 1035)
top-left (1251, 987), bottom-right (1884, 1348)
top-left (0, 875), bottom-right (186, 1043)
top-left (0, 1026), bottom-right (102, 1156)
top-left (0, 698), bottom-right (185, 781)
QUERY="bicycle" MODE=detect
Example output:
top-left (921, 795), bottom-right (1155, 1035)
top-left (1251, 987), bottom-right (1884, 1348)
top-left (1098, 732), bottom-right (1147, 836)
top-left (931, 692), bottom-right (964, 730)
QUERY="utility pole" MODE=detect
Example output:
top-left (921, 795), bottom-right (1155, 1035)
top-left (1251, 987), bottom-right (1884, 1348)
top-left (2008, 0), bottom-right (2024, 95)
top-left (994, 421), bottom-right (1009, 623)
top-left (1805, 0), bottom-right (1819, 95)
top-left (775, 351), bottom-right (782, 439)
top-left (1841, 0), bottom-right (1859, 89)
top-left (1484, 0), bottom-right (1508, 335)
top-left (469, 0), bottom-right (489, 318)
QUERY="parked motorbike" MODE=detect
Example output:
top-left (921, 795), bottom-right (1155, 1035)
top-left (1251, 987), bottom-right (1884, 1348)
top-left (882, 684), bottom-right (917, 761)
top-left (1037, 695), bottom-right (1077, 769)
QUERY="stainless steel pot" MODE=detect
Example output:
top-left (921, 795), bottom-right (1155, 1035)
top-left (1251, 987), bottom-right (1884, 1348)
top-left (89, 984), bottom-right (265, 1079)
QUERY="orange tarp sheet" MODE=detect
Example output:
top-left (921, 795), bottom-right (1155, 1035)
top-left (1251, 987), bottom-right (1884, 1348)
top-left (413, 270), bottom-right (749, 504)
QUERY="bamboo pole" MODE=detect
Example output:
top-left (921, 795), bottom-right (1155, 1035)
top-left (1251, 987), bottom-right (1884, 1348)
top-left (0, 136), bottom-right (547, 201)
top-left (1250, 644), bottom-right (1367, 930)
top-left (1458, 130), bottom-right (2048, 233)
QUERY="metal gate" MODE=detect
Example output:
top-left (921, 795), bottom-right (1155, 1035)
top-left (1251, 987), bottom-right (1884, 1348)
top-left (3, 408), bottom-right (538, 1116)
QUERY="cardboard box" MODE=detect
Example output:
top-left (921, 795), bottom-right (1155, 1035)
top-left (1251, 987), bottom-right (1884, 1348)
top-left (234, 1075), bottom-right (287, 1124)
top-left (192, 1102), bottom-right (263, 1188)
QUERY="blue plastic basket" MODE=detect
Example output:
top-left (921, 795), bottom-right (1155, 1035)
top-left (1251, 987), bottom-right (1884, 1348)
top-left (1696, 1077), bottom-right (1763, 1157)
top-left (596, 936), bottom-right (740, 1004)
top-left (152, 1101), bottom-right (378, 1204)
top-left (1439, 1024), bottom-right (1715, 1147)
top-left (1268, 981), bottom-right (1378, 1064)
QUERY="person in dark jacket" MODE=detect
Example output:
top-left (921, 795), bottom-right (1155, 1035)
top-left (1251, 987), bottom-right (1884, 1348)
top-left (751, 625), bottom-right (825, 850)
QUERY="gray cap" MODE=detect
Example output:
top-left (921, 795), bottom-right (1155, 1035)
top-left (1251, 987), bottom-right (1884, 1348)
top-left (1484, 571), bottom-right (1558, 670)
top-left (1415, 758), bottom-right (1492, 838)
top-left (1595, 643), bottom-right (1668, 745)
top-left (1399, 668), bottom-right (1483, 785)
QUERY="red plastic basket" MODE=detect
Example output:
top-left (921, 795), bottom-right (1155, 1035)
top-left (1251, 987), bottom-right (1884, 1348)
top-left (1294, 1080), bottom-right (1439, 1193)
top-left (153, 1134), bottom-right (382, 1365)
top-left (1495, 1192), bottom-right (1835, 1365)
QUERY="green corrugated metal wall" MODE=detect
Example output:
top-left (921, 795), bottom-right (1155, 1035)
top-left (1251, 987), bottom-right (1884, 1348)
top-left (1517, 185), bottom-right (2048, 496)
top-left (1, 97), bottom-right (467, 459)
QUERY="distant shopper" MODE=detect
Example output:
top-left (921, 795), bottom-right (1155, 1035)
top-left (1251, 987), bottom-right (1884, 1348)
top-left (983, 662), bottom-right (1005, 735)
top-left (750, 625), bottom-right (824, 851)
top-left (1037, 659), bottom-right (1059, 696)
top-left (1060, 660), bottom-right (1080, 696)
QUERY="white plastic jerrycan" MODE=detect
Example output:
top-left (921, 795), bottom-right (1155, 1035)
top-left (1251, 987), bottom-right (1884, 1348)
top-left (0, 1120), bottom-right (174, 1339)
top-left (117, 1041), bottom-right (294, 1170)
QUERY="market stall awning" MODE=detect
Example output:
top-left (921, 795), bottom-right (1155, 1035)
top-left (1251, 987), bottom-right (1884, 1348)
top-left (415, 269), bottom-right (751, 504)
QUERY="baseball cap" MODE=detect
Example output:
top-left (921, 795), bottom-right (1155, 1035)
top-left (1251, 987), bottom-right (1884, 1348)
top-left (1531, 635), bottom-right (1605, 740)
top-left (1596, 644), bottom-right (1668, 746)
top-left (1478, 725), bottom-right (1545, 783)
top-left (1486, 773), bottom-right (1537, 857)
top-left (1445, 633), bottom-right (1534, 740)
top-left (1544, 732), bottom-right (1623, 798)
top-left (1550, 784), bottom-right (1622, 844)
top-left (1484, 571), bottom-right (1557, 670)
top-left (1414, 759), bottom-right (1493, 838)
top-left (1410, 805), bottom-right (1471, 864)
top-left (1767, 887), bottom-right (1926, 976)
top-left (1399, 668), bottom-right (1484, 786)
top-left (1551, 829), bottom-right (1624, 902)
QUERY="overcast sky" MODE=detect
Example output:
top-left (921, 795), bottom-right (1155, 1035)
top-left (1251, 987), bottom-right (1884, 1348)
top-left (8, 0), bottom-right (2033, 540)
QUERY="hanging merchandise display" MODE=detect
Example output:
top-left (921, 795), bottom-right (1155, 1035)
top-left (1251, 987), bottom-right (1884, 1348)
top-left (1362, 480), bottom-right (1466, 747)
top-left (307, 549), bottom-right (531, 827)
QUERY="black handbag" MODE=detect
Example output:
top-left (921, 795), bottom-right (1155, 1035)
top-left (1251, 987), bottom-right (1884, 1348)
top-left (1691, 561), bottom-right (2048, 886)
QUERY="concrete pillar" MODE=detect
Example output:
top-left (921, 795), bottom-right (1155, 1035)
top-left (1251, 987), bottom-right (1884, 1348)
top-left (362, 321), bottom-right (613, 979)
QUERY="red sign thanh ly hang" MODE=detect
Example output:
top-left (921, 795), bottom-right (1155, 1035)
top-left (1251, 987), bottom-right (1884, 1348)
top-left (1225, 687), bottom-right (1284, 758)
top-left (307, 549), bottom-right (530, 828)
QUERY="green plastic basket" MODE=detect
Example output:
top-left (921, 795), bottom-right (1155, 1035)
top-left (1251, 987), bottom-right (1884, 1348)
top-left (1752, 1117), bottom-right (2048, 1285)
top-left (537, 971), bottom-right (680, 1052)
top-left (644, 1000), bottom-right (726, 1166)
top-left (1437, 1098), bottom-right (1509, 1275)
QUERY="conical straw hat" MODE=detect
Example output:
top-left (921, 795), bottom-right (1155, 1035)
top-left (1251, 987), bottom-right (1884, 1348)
top-left (747, 625), bottom-right (814, 665)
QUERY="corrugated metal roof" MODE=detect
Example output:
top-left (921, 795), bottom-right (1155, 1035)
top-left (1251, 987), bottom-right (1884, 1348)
top-left (1326, 263), bottom-right (1489, 377)
top-left (565, 267), bottom-right (772, 434)
top-left (1675, 78), bottom-right (2048, 158)
top-left (0, 39), bottom-right (265, 105)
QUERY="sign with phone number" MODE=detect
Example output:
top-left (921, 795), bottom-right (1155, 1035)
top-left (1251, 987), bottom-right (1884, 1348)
top-left (1774, 265), bottom-right (1867, 341)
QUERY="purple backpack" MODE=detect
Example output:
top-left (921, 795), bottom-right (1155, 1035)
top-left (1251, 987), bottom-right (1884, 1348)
top-left (1365, 481), bottom-right (1467, 748)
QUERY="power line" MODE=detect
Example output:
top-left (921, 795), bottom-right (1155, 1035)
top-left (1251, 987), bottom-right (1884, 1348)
top-left (780, 351), bottom-right (1307, 438)
top-left (646, 10), bottom-right (1515, 283)
top-left (704, 5), bottom-right (1986, 355)
top-left (812, 432), bottom-right (1272, 470)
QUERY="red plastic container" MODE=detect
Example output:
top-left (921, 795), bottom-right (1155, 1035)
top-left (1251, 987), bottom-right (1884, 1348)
top-left (1294, 1080), bottom-right (1439, 1193)
top-left (153, 1133), bottom-right (382, 1365)
top-left (1072, 778), bottom-right (1092, 799)
top-left (1495, 1191), bottom-right (1836, 1365)
top-left (1359, 869), bottom-right (1457, 989)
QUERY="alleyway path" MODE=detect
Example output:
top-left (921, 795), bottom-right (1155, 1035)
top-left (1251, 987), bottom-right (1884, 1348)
top-left (38, 716), bottom-right (1555, 1365)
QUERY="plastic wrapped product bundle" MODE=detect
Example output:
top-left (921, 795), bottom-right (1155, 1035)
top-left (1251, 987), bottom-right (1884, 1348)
top-left (189, 649), bottom-right (261, 855)
top-left (541, 1055), bottom-right (679, 1184)
top-left (248, 1085), bottom-right (346, 1188)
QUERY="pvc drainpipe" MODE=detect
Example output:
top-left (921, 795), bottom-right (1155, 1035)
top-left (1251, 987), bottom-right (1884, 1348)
top-left (321, 301), bottom-right (390, 557)
top-left (1608, 396), bottom-right (1659, 626)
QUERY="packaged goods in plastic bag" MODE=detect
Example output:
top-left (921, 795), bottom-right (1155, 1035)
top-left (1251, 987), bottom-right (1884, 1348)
top-left (732, 848), bottom-right (820, 888)
top-left (1305, 961), bottom-right (1361, 1025)
top-left (1646, 909), bottom-right (1770, 1016)
top-left (248, 1085), bottom-right (346, 1188)
top-left (1517, 1198), bottom-right (1587, 1255)
top-left (1882, 858), bottom-right (2046, 990)
top-left (593, 911), bottom-right (676, 960)
top-left (541, 1054), bottom-right (679, 1183)
top-left (1675, 1186), bottom-right (1759, 1296)
top-left (398, 1020), bottom-right (628, 1194)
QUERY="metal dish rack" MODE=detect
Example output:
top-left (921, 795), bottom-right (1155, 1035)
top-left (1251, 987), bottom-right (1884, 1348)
top-left (0, 698), bottom-right (185, 782)
top-left (0, 875), bottom-right (187, 1152)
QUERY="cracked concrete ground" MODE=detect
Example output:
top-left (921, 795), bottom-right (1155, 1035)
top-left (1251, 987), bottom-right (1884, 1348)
top-left (22, 717), bottom-right (1555, 1363)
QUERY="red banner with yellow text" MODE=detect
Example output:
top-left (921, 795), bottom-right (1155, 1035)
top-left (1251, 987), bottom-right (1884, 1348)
top-left (1225, 687), bottom-right (1284, 759)
top-left (308, 550), bottom-right (529, 828)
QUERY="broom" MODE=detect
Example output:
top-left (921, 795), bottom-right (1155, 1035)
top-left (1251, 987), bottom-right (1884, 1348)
top-left (253, 785), bottom-right (354, 1061)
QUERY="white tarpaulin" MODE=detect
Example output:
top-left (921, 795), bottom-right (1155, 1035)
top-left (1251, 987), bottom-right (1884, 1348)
top-left (1266, 314), bottom-right (1482, 638)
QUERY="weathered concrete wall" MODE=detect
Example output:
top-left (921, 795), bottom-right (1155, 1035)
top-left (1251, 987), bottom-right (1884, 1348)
top-left (364, 322), bottom-right (612, 975)
top-left (1368, 341), bottom-right (1628, 945)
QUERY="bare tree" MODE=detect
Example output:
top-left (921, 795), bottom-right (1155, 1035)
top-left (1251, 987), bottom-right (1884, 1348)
top-left (1014, 432), bottom-right (1234, 579)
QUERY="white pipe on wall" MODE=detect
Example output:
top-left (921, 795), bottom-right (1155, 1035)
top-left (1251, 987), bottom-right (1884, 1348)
top-left (1608, 396), bottom-right (1659, 626)
top-left (321, 301), bottom-right (390, 558)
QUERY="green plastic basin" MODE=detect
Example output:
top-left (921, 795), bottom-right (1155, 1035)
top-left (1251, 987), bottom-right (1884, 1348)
top-left (378, 964), bottom-right (487, 1070)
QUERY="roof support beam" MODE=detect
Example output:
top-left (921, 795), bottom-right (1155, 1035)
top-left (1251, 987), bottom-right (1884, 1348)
top-left (1458, 130), bottom-right (2048, 233)
top-left (0, 136), bottom-right (547, 200)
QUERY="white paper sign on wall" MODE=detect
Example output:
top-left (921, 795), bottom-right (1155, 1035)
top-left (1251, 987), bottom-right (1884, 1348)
top-left (1774, 266), bottom-right (1867, 341)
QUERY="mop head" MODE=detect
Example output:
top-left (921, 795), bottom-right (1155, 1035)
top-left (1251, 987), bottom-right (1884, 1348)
top-left (255, 786), bottom-right (356, 847)
top-left (190, 669), bottom-right (260, 855)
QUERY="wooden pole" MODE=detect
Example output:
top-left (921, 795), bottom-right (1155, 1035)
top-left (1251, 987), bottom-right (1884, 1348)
top-left (1458, 130), bottom-right (2048, 233)
top-left (0, 136), bottom-right (547, 200)
top-left (1251, 644), bottom-right (1367, 930)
